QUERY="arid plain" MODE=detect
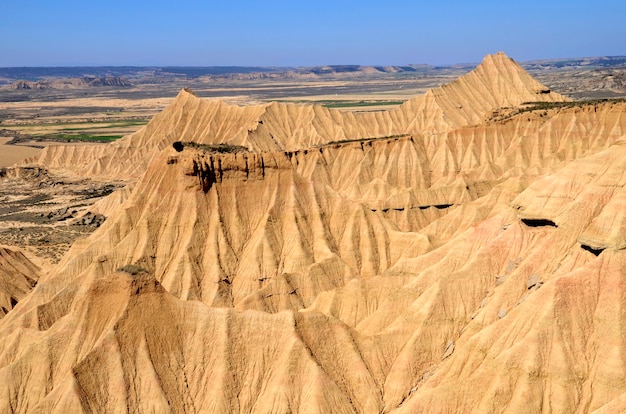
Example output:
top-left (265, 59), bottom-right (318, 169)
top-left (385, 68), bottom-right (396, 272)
top-left (1, 53), bottom-right (626, 412)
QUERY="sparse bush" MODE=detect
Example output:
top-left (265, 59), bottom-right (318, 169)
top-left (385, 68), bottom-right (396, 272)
top-left (490, 98), bottom-right (626, 123)
top-left (326, 134), bottom-right (410, 146)
top-left (175, 141), bottom-right (249, 153)
top-left (117, 264), bottom-right (148, 275)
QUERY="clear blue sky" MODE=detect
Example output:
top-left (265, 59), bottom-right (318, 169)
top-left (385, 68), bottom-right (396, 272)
top-left (1, 0), bottom-right (624, 67)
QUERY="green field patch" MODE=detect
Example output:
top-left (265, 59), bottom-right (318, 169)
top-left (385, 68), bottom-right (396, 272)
top-left (321, 100), bottom-right (404, 108)
top-left (2, 119), bottom-right (149, 129)
top-left (59, 120), bottom-right (148, 131)
top-left (41, 133), bottom-right (123, 142)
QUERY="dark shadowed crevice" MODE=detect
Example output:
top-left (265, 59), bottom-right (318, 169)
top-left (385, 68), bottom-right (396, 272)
top-left (581, 244), bottom-right (604, 256)
top-left (521, 218), bottom-right (558, 228)
top-left (172, 141), bottom-right (184, 152)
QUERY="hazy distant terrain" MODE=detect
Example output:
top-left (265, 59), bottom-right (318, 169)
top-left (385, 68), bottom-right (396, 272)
top-left (0, 56), bottom-right (624, 99)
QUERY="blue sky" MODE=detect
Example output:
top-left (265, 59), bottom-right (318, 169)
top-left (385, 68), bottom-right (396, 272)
top-left (1, 0), bottom-right (624, 66)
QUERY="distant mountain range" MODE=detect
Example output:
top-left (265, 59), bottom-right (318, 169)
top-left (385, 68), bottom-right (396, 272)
top-left (1, 56), bottom-right (625, 87)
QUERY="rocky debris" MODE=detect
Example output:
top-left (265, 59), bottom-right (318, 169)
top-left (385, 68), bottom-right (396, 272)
top-left (0, 166), bottom-right (51, 184)
top-left (73, 211), bottom-right (105, 227)
top-left (40, 207), bottom-right (106, 227)
top-left (39, 208), bottom-right (105, 227)
top-left (0, 172), bottom-right (119, 264)
top-left (44, 207), bottom-right (78, 222)
top-left (72, 183), bottom-right (119, 199)
top-left (498, 309), bottom-right (507, 319)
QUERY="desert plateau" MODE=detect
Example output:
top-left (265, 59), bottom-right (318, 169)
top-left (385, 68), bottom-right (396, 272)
top-left (1, 50), bottom-right (626, 413)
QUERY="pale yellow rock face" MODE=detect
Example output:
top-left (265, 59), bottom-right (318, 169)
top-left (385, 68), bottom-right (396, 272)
top-left (0, 247), bottom-right (39, 318)
top-left (3, 53), bottom-right (626, 413)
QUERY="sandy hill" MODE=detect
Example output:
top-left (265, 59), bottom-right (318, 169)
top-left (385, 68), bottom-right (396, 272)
top-left (26, 52), bottom-right (567, 180)
top-left (3, 53), bottom-right (626, 413)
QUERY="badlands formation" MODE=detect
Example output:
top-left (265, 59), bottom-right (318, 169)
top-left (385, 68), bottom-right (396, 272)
top-left (1, 52), bottom-right (626, 413)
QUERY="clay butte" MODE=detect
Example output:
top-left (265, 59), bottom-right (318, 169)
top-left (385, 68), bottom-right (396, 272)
top-left (2, 52), bottom-right (626, 413)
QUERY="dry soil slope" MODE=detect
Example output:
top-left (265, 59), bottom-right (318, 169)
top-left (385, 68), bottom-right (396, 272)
top-left (26, 52), bottom-right (566, 180)
top-left (3, 133), bottom-right (626, 413)
top-left (0, 268), bottom-right (389, 413)
top-left (3, 128), bottom-right (626, 413)
top-left (388, 138), bottom-right (626, 413)
top-left (0, 247), bottom-right (39, 318)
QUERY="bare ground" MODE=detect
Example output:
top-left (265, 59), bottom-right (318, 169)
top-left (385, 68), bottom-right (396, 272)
top-left (0, 167), bottom-right (123, 264)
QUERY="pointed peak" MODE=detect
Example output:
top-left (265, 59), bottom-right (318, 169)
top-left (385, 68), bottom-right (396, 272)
top-left (484, 51), bottom-right (513, 61)
top-left (170, 88), bottom-right (233, 111)
top-left (452, 51), bottom-right (569, 104)
top-left (173, 89), bottom-right (238, 109)
top-left (476, 52), bottom-right (523, 73)
top-left (179, 87), bottom-right (198, 97)
top-left (170, 87), bottom-right (201, 105)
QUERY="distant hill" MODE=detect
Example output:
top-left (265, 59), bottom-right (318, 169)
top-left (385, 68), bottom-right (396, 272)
top-left (0, 66), bottom-right (286, 83)
top-left (0, 56), bottom-right (626, 86)
top-left (523, 55), bottom-right (626, 70)
top-left (11, 76), bottom-right (132, 89)
top-left (524, 56), bottom-right (626, 98)
top-left (1, 56), bottom-right (625, 97)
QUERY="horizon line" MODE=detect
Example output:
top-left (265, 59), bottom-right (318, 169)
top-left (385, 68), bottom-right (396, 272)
top-left (2, 54), bottom-right (626, 70)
